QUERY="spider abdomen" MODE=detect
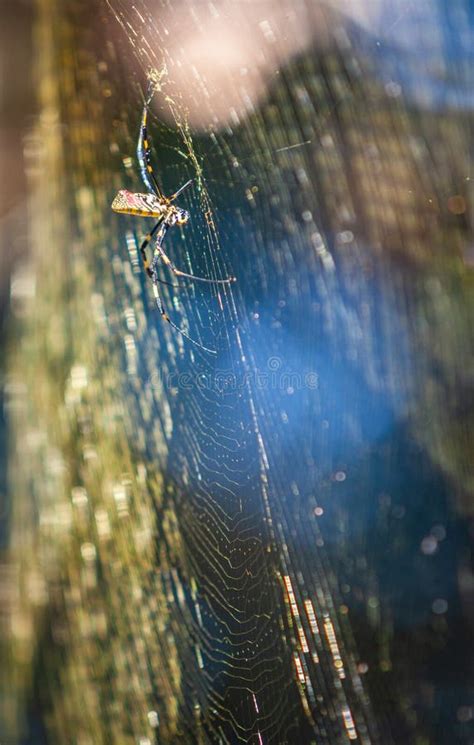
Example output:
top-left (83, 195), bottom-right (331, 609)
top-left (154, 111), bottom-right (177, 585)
top-left (111, 189), bottom-right (167, 218)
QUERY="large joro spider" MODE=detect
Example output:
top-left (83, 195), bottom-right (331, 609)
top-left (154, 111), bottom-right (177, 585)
top-left (111, 84), bottom-right (235, 353)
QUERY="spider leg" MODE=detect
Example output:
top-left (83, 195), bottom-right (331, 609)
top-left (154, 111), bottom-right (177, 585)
top-left (139, 218), bottom-right (163, 278)
top-left (139, 220), bottom-right (182, 287)
top-left (169, 179), bottom-right (193, 203)
top-left (154, 227), bottom-right (236, 285)
top-left (137, 93), bottom-right (164, 198)
top-left (149, 260), bottom-right (217, 354)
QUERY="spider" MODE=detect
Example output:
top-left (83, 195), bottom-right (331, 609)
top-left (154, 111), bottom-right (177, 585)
top-left (111, 83), bottom-right (235, 353)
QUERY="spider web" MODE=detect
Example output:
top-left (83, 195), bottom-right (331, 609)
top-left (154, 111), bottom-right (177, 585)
top-left (96, 3), bottom-right (391, 740)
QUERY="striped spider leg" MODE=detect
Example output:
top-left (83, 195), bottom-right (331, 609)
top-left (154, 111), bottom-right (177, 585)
top-left (111, 83), bottom-right (235, 354)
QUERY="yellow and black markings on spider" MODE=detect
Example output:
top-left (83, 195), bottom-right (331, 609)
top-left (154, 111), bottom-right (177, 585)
top-left (111, 79), bottom-right (236, 354)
